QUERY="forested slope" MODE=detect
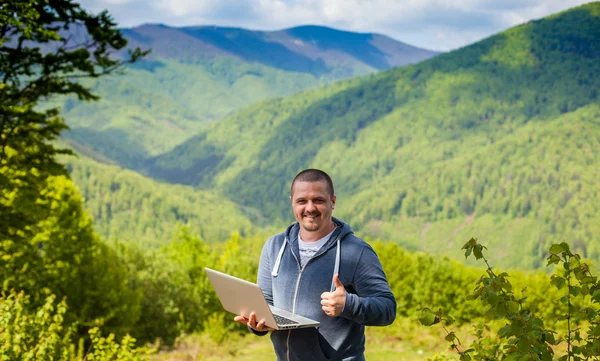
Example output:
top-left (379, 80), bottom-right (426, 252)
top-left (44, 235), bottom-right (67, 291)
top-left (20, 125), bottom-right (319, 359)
top-left (145, 3), bottom-right (600, 269)
top-left (59, 25), bottom-right (438, 168)
top-left (64, 154), bottom-right (262, 246)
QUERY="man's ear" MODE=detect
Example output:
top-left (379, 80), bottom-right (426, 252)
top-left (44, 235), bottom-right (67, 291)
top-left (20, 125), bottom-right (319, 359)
top-left (332, 194), bottom-right (336, 209)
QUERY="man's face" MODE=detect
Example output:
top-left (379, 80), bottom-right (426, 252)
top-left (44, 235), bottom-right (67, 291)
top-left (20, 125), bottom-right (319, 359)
top-left (291, 180), bottom-right (336, 234)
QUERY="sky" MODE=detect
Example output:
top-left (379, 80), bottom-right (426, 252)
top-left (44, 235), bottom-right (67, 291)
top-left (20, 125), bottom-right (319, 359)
top-left (79, 0), bottom-right (593, 51)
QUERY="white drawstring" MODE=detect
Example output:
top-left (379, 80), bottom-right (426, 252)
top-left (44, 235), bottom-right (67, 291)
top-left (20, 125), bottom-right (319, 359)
top-left (271, 237), bottom-right (287, 277)
top-left (330, 238), bottom-right (341, 292)
top-left (272, 236), bottom-right (341, 286)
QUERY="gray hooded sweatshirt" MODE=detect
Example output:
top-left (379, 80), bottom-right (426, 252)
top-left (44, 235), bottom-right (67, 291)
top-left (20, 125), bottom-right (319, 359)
top-left (252, 218), bottom-right (396, 361)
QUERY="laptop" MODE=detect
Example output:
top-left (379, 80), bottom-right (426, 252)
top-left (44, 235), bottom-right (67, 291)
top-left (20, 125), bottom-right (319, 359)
top-left (204, 267), bottom-right (320, 330)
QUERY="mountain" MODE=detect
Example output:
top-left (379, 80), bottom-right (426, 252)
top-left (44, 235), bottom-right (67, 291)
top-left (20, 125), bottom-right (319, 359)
top-left (121, 24), bottom-right (438, 74)
top-left (58, 25), bottom-right (438, 168)
top-left (143, 3), bottom-right (600, 269)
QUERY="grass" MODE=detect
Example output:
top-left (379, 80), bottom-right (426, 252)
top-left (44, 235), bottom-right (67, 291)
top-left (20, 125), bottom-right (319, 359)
top-left (149, 318), bottom-right (461, 361)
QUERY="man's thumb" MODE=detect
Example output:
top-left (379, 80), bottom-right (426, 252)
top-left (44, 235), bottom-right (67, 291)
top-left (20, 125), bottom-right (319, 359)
top-left (334, 274), bottom-right (344, 290)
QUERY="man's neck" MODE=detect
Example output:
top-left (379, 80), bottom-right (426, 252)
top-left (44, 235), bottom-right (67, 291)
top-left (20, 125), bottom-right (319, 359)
top-left (300, 221), bottom-right (336, 243)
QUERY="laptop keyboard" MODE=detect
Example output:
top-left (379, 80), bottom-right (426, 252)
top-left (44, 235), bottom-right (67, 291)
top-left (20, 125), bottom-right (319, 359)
top-left (273, 314), bottom-right (299, 326)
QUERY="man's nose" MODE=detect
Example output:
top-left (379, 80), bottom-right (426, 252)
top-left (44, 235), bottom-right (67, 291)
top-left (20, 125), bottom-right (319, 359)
top-left (305, 201), bottom-right (316, 212)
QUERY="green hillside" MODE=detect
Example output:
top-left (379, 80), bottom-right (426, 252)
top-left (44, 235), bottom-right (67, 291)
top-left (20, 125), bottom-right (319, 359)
top-left (62, 154), bottom-right (262, 246)
top-left (60, 58), bottom-right (324, 168)
top-left (145, 3), bottom-right (600, 269)
top-left (59, 25), bottom-right (438, 168)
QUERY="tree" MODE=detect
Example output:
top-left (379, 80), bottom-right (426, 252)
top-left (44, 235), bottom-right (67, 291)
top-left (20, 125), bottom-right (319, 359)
top-left (0, 0), bottom-right (146, 242)
top-left (0, 0), bottom-right (146, 337)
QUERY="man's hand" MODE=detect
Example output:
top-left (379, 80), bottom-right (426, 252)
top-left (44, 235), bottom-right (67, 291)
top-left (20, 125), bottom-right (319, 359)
top-left (320, 274), bottom-right (346, 317)
top-left (234, 312), bottom-right (275, 332)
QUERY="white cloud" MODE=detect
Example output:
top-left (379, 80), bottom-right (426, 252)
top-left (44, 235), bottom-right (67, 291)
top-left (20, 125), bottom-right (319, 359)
top-left (101, 0), bottom-right (135, 4)
top-left (79, 0), bottom-right (594, 51)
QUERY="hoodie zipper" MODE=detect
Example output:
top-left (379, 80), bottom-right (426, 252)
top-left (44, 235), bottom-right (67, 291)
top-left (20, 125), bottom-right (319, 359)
top-left (292, 238), bottom-right (339, 311)
top-left (287, 240), bottom-right (301, 361)
top-left (286, 237), bottom-right (341, 361)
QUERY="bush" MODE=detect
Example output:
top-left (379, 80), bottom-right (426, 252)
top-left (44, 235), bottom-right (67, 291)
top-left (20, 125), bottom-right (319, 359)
top-left (0, 290), bottom-right (149, 361)
top-left (420, 239), bottom-right (600, 360)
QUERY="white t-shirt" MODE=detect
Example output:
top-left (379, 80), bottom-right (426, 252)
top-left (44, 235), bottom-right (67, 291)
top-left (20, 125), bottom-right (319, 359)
top-left (298, 228), bottom-right (336, 268)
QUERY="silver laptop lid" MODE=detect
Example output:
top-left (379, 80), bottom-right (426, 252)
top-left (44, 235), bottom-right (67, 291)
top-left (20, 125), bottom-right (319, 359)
top-left (204, 267), bottom-right (319, 330)
top-left (205, 267), bottom-right (278, 328)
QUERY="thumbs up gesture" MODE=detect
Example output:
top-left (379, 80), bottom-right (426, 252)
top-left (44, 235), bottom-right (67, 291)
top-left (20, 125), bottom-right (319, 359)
top-left (320, 274), bottom-right (346, 317)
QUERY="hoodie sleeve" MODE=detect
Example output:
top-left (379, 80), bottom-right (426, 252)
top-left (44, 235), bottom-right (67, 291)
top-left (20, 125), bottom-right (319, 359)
top-left (257, 236), bottom-right (274, 305)
top-left (248, 236), bottom-right (274, 336)
top-left (340, 244), bottom-right (397, 326)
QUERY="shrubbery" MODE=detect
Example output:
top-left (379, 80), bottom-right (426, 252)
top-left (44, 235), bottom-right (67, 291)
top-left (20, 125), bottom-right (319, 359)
top-left (0, 291), bottom-right (148, 361)
top-left (420, 239), bottom-right (600, 360)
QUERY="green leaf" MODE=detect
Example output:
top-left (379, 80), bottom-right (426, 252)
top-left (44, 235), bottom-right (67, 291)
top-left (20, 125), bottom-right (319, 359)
top-left (570, 286), bottom-right (580, 297)
top-left (569, 256), bottom-right (580, 267)
top-left (592, 289), bottom-right (600, 302)
top-left (500, 281), bottom-right (513, 291)
top-left (531, 317), bottom-right (544, 329)
top-left (545, 331), bottom-right (557, 345)
top-left (517, 336), bottom-right (530, 353)
top-left (507, 301), bottom-right (519, 314)
top-left (464, 247), bottom-right (472, 258)
top-left (487, 293), bottom-right (501, 306)
top-left (559, 242), bottom-right (570, 252)
top-left (511, 320), bottom-right (524, 335)
top-left (462, 238), bottom-right (477, 250)
top-left (498, 324), bottom-right (512, 338)
top-left (581, 285), bottom-right (590, 295)
top-left (546, 254), bottom-right (561, 266)
top-left (589, 325), bottom-right (600, 336)
top-left (503, 352), bottom-right (521, 361)
top-left (419, 309), bottom-right (437, 326)
top-left (580, 276), bottom-right (596, 284)
top-left (550, 275), bottom-right (566, 289)
top-left (459, 353), bottom-right (472, 361)
top-left (549, 244), bottom-right (565, 255)
top-left (445, 332), bottom-right (457, 342)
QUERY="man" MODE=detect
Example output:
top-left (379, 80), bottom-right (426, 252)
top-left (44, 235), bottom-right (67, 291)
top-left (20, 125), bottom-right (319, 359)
top-left (235, 169), bottom-right (396, 361)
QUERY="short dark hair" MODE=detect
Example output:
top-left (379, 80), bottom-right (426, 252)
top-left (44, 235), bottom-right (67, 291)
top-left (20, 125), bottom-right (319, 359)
top-left (290, 169), bottom-right (335, 197)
